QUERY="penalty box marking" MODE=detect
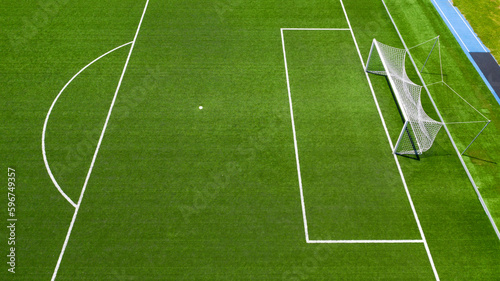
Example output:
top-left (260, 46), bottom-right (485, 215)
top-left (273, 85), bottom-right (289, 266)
top-left (281, 27), bottom-right (422, 244)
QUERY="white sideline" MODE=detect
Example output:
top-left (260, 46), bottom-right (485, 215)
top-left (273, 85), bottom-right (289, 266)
top-left (50, 1), bottom-right (150, 280)
top-left (42, 41), bottom-right (133, 209)
top-left (340, 0), bottom-right (440, 279)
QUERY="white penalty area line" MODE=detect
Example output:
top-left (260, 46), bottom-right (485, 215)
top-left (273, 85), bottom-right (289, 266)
top-left (340, 0), bottom-right (440, 280)
top-left (308, 239), bottom-right (423, 244)
top-left (281, 28), bottom-right (310, 242)
top-left (281, 24), bottom-right (424, 246)
top-left (51, 1), bottom-right (150, 280)
top-left (281, 26), bottom-right (351, 243)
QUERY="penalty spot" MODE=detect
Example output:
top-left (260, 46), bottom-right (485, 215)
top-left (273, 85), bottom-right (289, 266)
top-left (199, 106), bottom-right (203, 110)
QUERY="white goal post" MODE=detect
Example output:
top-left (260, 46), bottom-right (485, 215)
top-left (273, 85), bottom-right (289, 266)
top-left (365, 39), bottom-right (443, 156)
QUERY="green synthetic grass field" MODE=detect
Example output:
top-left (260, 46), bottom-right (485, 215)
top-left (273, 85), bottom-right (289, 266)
top-left (1, 0), bottom-right (500, 280)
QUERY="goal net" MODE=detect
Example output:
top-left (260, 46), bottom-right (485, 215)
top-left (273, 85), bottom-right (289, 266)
top-left (365, 39), bottom-right (443, 156)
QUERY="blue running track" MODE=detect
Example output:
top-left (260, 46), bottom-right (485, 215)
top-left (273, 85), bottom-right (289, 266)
top-left (431, 0), bottom-right (500, 104)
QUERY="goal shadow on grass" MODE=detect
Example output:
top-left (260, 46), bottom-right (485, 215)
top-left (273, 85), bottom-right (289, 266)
top-left (462, 154), bottom-right (498, 165)
top-left (383, 78), bottom-right (457, 160)
top-left (384, 78), bottom-right (421, 161)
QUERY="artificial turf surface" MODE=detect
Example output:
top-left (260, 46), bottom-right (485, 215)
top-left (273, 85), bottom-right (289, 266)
top-left (1, 0), bottom-right (500, 280)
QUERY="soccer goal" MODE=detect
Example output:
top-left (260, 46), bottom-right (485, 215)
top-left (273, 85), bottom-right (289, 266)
top-left (365, 39), bottom-right (443, 157)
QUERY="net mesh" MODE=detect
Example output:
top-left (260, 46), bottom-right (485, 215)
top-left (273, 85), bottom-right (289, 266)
top-left (366, 40), bottom-right (442, 155)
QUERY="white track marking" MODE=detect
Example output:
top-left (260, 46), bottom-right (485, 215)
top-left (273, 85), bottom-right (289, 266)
top-left (51, 1), bottom-right (150, 280)
top-left (308, 240), bottom-right (423, 244)
top-left (340, 0), bottom-right (440, 280)
top-left (281, 28), bottom-right (310, 242)
top-left (431, 0), bottom-right (469, 52)
top-left (452, 6), bottom-right (488, 52)
top-left (42, 41), bottom-right (133, 209)
top-left (382, 0), bottom-right (500, 242)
